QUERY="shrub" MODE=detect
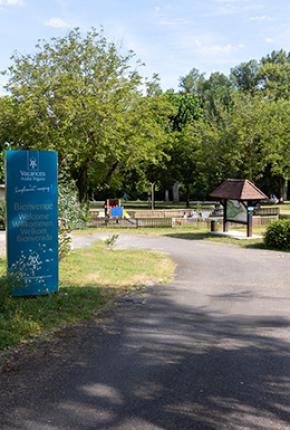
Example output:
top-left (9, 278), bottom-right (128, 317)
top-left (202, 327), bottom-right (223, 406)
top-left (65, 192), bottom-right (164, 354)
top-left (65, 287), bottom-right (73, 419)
top-left (264, 220), bottom-right (290, 250)
top-left (0, 273), bottom-right (24, 310)
top-left (58, 173), bottom-right (88, 258)
top-left (58, 227), bottom-right (72, 260)
top-left (58, 175), bottom-right (89, 230)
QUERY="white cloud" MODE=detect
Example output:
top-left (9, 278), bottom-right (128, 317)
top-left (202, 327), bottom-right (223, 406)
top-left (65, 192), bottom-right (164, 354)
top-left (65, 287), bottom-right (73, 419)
top-left (190, 38), bottom-right (245, 57)
top-left (214, 0), bottom-right (249, 3)
top-left (45, 17), bottom-right (70, 28)
top-left (250, 15), bottom-right (268, 21)
top-left (0, 0), bottom-right (23, 5)
top-left (169, 31), bottom-right (247, 74)
top-left (265, 37), bottom-right (273, 43)
top-left (211, 0), bottom-right (264, 16)
top-left (159, 17), bottom-right (192, 27)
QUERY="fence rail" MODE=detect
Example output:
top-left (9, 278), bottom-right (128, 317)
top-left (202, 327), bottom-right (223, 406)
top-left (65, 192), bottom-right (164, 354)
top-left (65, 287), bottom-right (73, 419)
top-left (254, 207), bottom-right (280, 216)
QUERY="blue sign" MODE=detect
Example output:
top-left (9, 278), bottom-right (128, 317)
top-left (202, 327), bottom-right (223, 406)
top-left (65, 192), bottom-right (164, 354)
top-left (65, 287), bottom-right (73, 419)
top-left (6, 150), bottom-right (58, 296)
top-left (110, 207), bottom-right (123, 217)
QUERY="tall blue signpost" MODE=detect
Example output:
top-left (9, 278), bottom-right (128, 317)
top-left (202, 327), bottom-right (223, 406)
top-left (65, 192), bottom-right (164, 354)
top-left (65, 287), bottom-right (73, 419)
top-left (6, 150), bottom-right (58, 296)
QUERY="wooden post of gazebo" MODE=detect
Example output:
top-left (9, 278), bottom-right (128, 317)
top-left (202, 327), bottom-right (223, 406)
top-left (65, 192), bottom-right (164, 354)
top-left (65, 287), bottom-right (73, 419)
top-left (210, 179), bottom-right (268, 238)
top-left (223, 199), bottom-right (229, 232)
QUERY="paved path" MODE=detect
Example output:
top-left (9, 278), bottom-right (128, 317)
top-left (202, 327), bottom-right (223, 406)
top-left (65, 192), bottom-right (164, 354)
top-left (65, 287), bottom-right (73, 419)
top-left (1, 233), bottom-right (290, 430)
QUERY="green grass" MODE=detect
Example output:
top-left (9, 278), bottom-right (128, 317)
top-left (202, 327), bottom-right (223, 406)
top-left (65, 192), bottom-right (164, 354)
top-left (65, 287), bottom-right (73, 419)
top-left (73, 225), bottom-right (211, 237)
top-left (0, 242), bottom-right (175, 351)
top-left (165, 230), bottom-right (265, 248)
top-left (74, 225), bottom-right (266, 244)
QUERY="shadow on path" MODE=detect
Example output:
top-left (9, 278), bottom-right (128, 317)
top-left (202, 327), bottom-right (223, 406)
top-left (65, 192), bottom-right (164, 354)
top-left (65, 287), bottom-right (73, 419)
top-left (1, 290), bottom-right (290, 430)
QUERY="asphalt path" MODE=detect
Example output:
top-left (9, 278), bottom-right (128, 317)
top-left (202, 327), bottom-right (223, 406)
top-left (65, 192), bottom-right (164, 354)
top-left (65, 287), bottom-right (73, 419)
top-left (1, 233), bottom-right (290, 430)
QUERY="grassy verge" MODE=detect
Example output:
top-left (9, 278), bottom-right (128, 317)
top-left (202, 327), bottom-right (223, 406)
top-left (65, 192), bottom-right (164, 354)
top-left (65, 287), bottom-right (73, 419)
top-left (0, 242), bottom-right (175, 351)
top-left (73, 226), bottom-right (265, 248)
top-left (165, 230), bottom-right (265, 248)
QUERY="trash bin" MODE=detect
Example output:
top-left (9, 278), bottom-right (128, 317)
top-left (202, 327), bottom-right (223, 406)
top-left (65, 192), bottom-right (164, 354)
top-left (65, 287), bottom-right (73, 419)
top-left (210, 219), bottom-right (218, 232)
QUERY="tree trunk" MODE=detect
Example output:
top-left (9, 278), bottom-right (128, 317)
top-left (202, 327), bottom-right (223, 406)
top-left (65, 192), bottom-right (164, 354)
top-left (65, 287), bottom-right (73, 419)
top-left (279, 178), bottom-right (288, 203)
top-left (185, 185), bottom-right (190, 208)
top-left (283, 179), bottom-right (288, 201)
top-left (151, 182), bottom-right (155, 210)
top-left (76, 159), bottom-right (89, 202)
top-left (165, 189), bottom-right (170, 202)
top-left (172, 181), bottom-right (180, 202)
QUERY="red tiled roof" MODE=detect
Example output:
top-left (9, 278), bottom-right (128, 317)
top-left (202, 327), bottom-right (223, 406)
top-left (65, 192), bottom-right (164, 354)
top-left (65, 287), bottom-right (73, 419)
top-left (209, 179), bottom-right (268, 201)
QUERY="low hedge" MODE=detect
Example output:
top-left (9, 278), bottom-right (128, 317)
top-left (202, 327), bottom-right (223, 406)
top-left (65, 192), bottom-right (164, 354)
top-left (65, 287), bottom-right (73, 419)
top-left (264, 220), bottom-right (290, 250)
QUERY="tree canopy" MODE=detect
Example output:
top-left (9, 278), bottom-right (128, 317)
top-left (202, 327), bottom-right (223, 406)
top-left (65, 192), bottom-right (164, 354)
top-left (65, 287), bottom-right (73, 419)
top-left (0, 29), bottom-right (289, 202)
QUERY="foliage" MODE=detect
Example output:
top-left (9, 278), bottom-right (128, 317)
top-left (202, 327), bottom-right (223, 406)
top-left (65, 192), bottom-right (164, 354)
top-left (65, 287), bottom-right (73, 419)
top-left (104, 234), bottom-right (119, 249)
top-left (58, 173), bottom-right (88, 258)
top-left (0, 273), bottom-right (25, 312)
top-left (230, 59), bottom-right (259, 94)
top-left (264, 220), bottom-right (290, 250)
top-left (3, 28), bottom-right (172, 201)
top-left (58, 227), bottom-right (72, 260)
top-left (179, 68), bottom-right (205, 94)
top-left (58, 173), bottom-right (88, 230)
top-left (191, 90), bottom-right (290, 197)
top-left (0, 35), bottom-right (289, 202)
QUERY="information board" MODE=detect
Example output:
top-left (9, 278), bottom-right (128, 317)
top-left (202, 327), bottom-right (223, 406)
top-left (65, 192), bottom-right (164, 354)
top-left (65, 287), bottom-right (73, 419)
top-left (6, 150), bottom-right (58, 296)
top-left (227, 200), bottom-right (247, 223)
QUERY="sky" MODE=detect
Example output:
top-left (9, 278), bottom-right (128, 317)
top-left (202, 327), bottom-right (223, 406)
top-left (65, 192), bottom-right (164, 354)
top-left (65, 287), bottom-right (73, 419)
top-left (0, 0), bottom-right (289, 92)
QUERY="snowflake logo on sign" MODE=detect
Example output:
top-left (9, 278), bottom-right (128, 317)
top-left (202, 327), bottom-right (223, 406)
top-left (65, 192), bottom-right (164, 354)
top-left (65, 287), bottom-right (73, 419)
top-left (28, 254), bottom-right (41, 270)
top-left (29, 158), bottom-right (38, 170)
top-left (27, 152), bottom-right (39, 171)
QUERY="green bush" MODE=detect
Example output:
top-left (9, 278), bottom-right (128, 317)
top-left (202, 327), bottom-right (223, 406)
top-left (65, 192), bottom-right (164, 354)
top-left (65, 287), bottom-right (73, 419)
top-left (58, 176), bottom-right (89, 230)
top-left (0, 273), bottom-right (24, 311)
top-left (58, 227), bottom-right (72, 260)
top-left (264, 220), bottom-right (290, 250)
top-left (58, 174), bottom-right (89, 258)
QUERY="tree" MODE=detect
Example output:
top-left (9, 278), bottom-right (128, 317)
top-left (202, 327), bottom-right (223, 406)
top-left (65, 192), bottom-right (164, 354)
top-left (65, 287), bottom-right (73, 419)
top-left (0, 96), bottom-right (15, 182)
top-left (261, 49), bottom-right (290, 65)
top-left (146, 73), bottom-right (163, 96)
top-left (3, 28), bottom-right (171, 201)
top-left (258, 61), bottom-right (290, 99)
top-left (179, 68), bottom-right (205, 94)
top-left (197, 72), bottom-right (234, 121)
top-left (230, 59), bottom-right (259, 94)
top-left (192, 92), bottom-right (290, 198)
top-left (159, 91), bottom-right (203, 204)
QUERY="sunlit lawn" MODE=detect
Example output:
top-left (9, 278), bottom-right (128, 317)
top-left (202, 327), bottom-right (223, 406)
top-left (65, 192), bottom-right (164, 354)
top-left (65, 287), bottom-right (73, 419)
top-left (0, 242), bottom-right (175, 351)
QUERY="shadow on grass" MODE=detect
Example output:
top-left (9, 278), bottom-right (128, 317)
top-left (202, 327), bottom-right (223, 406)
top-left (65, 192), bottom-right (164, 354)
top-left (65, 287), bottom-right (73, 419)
top-left (0, 284), bottom-right (115, 351)
top-left (165, 231), bottom-right (268, 250)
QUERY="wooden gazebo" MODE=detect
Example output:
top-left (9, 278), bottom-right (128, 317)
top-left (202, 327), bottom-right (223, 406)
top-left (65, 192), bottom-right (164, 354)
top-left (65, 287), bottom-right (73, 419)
top-left (210, 179), bottom-right (268, 237)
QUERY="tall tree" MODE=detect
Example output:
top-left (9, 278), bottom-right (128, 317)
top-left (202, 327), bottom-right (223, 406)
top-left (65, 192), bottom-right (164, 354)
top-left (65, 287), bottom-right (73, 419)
top-left (179, 68), bottom-right (205, 94)
top-left (198, 72), bottom-right (234, 120)
top-left (3, 29), bottom-right (171, 201)
top-left (230, 59), bottom-right (259, 94)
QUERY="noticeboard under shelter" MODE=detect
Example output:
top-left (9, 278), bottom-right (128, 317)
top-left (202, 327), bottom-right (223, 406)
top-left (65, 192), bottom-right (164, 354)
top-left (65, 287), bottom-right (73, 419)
top-left (210, 179), bottom-right (268, 237)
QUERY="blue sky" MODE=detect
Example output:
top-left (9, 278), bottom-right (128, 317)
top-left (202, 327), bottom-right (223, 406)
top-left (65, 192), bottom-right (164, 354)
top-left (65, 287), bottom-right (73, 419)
top-left (0, 0), bottom-right (289, 92)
